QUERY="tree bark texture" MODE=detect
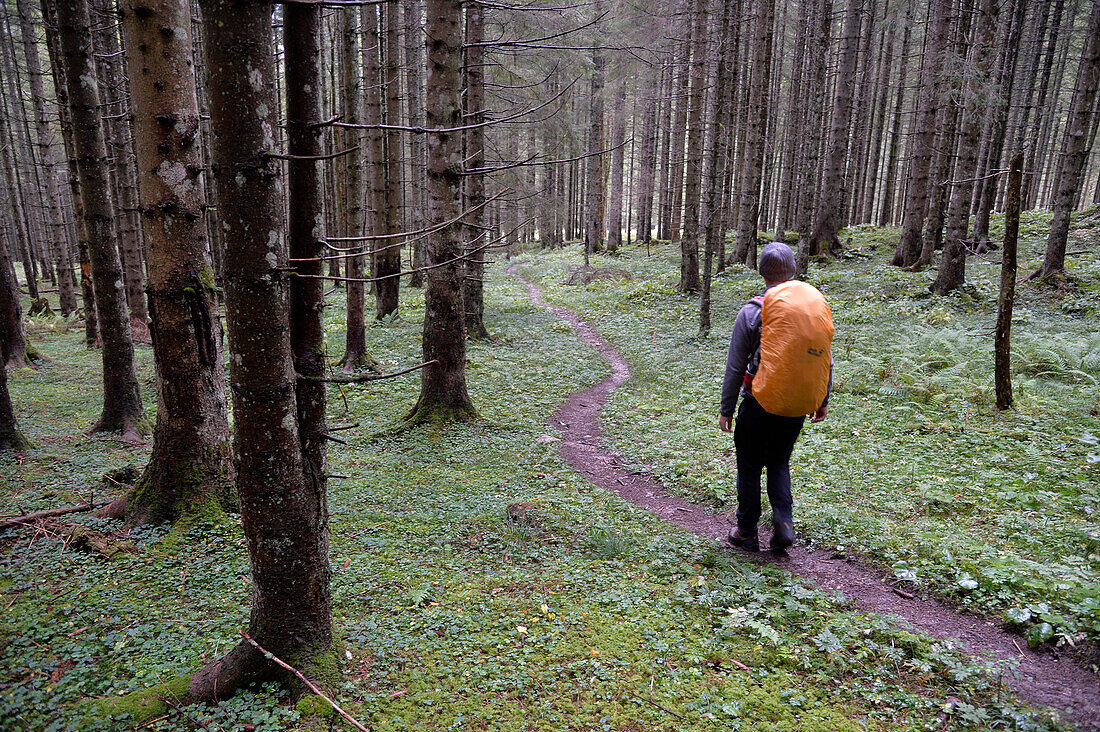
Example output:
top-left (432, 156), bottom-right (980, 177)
top-left (932, 0), bottom-right (999, 294)
top-left (115, 0), bottom-right (234, 525)
top-left (16, 0), bottom-right (77, 316)
top-left (190, 0), bottom-right (333, 702)
top-left (995, 153), bottom-right (1023, 410)
top-left (407, 0), bottom-right (477, 424)
top-left (892, 0), bottom-right (950, 267)
top-left (733, 0), bottom-right (775, 268)
top-left (55, 0), bottom-right (147, 439)
top-left (1041, 0), bottom-right (1100, 279)
top-left (376, 1), bottom-right (403, 318)
top-left (463, 1), bottom-right (489, 339)
top-left (678, 0), bottom-right (709, 289)
top-left (807, 0), bottom-right (862, 259)
top-left (584, 2), bottom-right (606, 264)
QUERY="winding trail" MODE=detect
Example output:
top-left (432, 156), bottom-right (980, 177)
top-left (507, 264), bottom-right (1100, 729)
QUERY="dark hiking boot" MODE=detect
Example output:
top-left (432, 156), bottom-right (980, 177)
top-left (728, 528), bottom-right (759, 552)
top-left (770, 520), bottom-right (794, 552)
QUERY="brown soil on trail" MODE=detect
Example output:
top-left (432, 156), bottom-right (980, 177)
top-left (507, 264), bottom-right (1100, 729)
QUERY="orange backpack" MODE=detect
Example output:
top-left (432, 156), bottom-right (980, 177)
top-left (749, 280), bottom-right (834, 417)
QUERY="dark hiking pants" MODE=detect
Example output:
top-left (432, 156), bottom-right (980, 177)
top-left (734, 395), bottom-right (806, 534)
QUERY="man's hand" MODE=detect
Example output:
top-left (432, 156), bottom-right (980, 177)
top-left (811, 406), bottom-right (828, 423)
top-left (718, 415), bottom-right (733, 432)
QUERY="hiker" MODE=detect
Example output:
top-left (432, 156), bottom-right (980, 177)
top-left (718, 242), bottom-right (833, 553)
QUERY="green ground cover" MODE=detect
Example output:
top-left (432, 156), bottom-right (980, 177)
top-left (0, 248), bottom-right (1079, 730)
top-left (513, 210), bottom-right (1100, 661)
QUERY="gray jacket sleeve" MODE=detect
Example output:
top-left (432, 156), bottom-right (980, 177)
top-left (719, 301), bottom-right (762, 418)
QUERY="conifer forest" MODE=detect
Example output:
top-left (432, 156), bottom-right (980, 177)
top-left (4, 0), bottom-right (1100, 728)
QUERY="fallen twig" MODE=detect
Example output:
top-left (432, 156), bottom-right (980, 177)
top-left (624, 690), bottom-right (684, 720)
top-left (163, 697), bottom-right (210, 730)
top-left (0, 502), bottom-right (109, 531)
top-left (892, 587), bottom-right (916, 600)
top-left (240, 631), bottom-right (369, 732)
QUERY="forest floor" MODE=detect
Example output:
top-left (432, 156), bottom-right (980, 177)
top-left (1, 211), bottom-right (1098, 731)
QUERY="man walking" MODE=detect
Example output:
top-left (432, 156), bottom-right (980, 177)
top-left (718, 242), bottom-right (833, 553)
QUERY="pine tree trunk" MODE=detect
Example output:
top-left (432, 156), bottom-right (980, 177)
top-left (584, 3), bottom-right (606, 264)
top-left (0, 219), bottom-right (34, 369)
top-left (1039, 0), bottom-right (1100, 279)
top-left (878, 5), bottom-right (911, 226)
top-left (794, 0), bottom-right (832, 278)
top-left (699, 0), bottom-right (736, 338)
top-left (808, 0), bottom-right (862, 259)
top-left (634, 70), bottom-right (659, 245)
top-left (607, 87), bottom-right (627, 254)
top-left (677, 0), bottom-right (709, 289)
top-left (932, 0), bottom-right (999, 294)
top-left (190, 0), bottom-right (333, 701)
top-left (55, 0), bottom-right (147, 440)
top-left (16, 0), bottom-right (77, 316)
top-left (733, 0), bottom-right (775, 267)
top-left (892, 0), bottom-right (950, 267)
top-left (110, 0), bottom-right (234, 526)
top-left (463, 0), bottom-right (489, 339)
top-left (666, 18), bottom-right (691, 242)
top-left (406, 0), bottom-right (476, 424)
top-left (404, 0), bottom-right (426, 287)
top-left (92, 0), bottom-right (147, 326)
top-left (376, 1), bottom-right (402, 317)
top-left (284, 0), bottom-right (329, 518)
top-left (339, 8), bottom-right (374, 371)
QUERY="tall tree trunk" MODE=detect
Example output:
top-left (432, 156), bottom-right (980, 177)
top-left (584, 2), bottom-right (606, 265)
top-left (607, 86), bottom-right (627, 254)
top-left (111, 0), bottom-right (234, 526)
top-left (892, 0), bottom-right (950, 267)
top-left (666, 17), bottom-right (691, 242)
top-left (406, 0), bottom-right (477, 425)
top-left (0, 232), bottom-right (30, 449)
top-left (794, 0), bottom-right (832, 278)
top-left (878, 4), bottom-right (911, 226)
top-left (41, 0), bottom-right (99, 346)
top-left (0, 217), bottom-right (35, 369)
top-left (338, 8), bottom-right (374, 371)
top-left (733, 0), bottom-right (775, 267)
top-left (404, 0), bottom-right (426, 287)
top-left (807, 0), bottom-right (863, 259)
top-left (634, 70), bottom-right (659, 245)
top-left (55, 0), bottom-right (147, 440)
top-left (1039, 0), bottom-right (1100, 279)
top-left (995, 153), bottom-right (1023, 410)
top-left (16, 0), bottom-right (77, 316)
top-left (284, 0), bottom-right (329, 529)
top-left (678, 0), bottom-right (709, 289)
top-left (699, 0), bottom-right (736, 338)
top-left (190, 0), bottom-right (333, 701)
top-left (463, 0), bottom-right (489, 339)
top-left (92, 0), bottom-right (147, 326)
top-left (376, 1), bottom-right (402, 318)
top-left (932, 0), bottom-right (998, 295)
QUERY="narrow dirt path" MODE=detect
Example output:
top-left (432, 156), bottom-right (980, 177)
top-left (507, 264), bottom-right (1100, 729)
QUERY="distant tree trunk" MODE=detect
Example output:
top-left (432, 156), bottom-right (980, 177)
top-left (892, 0), bottom-right (950, 267)
top-left (1039, 0), bottom-right (1100, 280)
top-left (338, 8), bottom-right (374, 371)
top-left (859, 7), bottom-right (896, 224)
top-left (666, 19), bottom-right (691, 242)
top-left (1022, 0), bottom-right (1064, 209)
top-left (56, 0), bottom-right (147, 440)
top-left (932, 0), bottom-right (998, 295)
top-left (190, 0), bottom-right (333, 702)
top-left (41, 0), bottom-right (98, 346)
top-left (995, 153), bottom-right (1023, 410)
top-left (109, 0), bottom-right (234, 526)
top-left (794, 0), bottom-right (832, 278)
top-left (878, 5), bottom-right (911, 226)
top-left (376, 1), bottom-right (403, 318)
top-left (634, 72), bottom-right (659, 245)
top-left (584, 3), bottom-right (606, 265)
top-left (404, 0), bottom-right (426, 287)
top-left (678, 0), bottom-right (709, 289)
top-left (92, 0), bottom-right (147, 326)
top-left (607, 86), bottom-right (627, 254)
top-left (16, 0), bottom-right (77, 317)
top-left (463, 0), bottom-right (489, 339)
top-left (733, 0), bottom-right (775, 267)
top-left (807, 0), bottom-right (862, 259)
top-left (974, 0), bottom-right (1025, 243)
top-left (406, 0), bottom-right (477, 425)
top-left (699, 0), bottom-right (736, 338)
